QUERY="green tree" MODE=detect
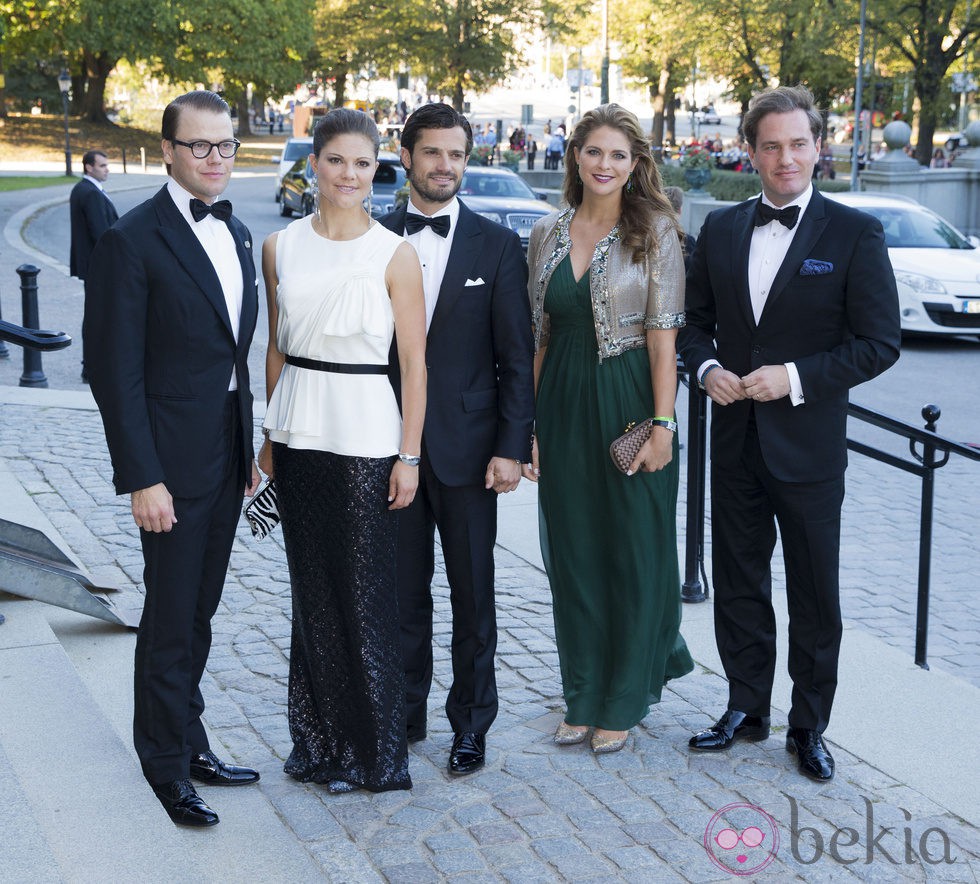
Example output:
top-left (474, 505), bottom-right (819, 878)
top-left (407, 0), bottom-right (548, 110)
top-left (865, 0), bottom-right (978, 163)
top-left (169, 0), bottom-right (313, 135)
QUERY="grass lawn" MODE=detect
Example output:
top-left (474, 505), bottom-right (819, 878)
top-left (0, 112), bottom-right (283, 169)
top-left (0, 176), bottom-right (76, 192)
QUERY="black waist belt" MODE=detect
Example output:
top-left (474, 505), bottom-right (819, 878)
top-left (284, 354), bottom-right (388, 375)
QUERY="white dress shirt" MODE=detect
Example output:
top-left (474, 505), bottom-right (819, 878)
top-left (404, 196), bottom-right (459, 331)
top-left (167, 178), bottom-right (243, 390)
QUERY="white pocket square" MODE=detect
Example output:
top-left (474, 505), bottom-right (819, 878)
top-left (465, 277), bottom-right (485, 287)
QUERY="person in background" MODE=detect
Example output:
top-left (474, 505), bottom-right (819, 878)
top-left (525, 103), bottom-right (694, 755)
top-left (664, 185), bottom-right (696, 272)
top-left (70, 149), bottom-right (118, 383)
top-left (526, 135), bottom-right (538, 170)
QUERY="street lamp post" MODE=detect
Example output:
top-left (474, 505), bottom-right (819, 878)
top-left (600, 0), bottom-right (610, 105)
top-left (58, 69), bottom-right (72, 177)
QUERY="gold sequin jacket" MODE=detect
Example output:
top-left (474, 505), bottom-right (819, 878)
top-left (527, 207), bottom-right (685, 362)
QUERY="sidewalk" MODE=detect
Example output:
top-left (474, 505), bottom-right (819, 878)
top-left (1, 181), bottom-right (978, 882)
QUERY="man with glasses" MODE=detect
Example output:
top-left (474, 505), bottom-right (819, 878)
top-left (84, 90), bottom-right (261, 827)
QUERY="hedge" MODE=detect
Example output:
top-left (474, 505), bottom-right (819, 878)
top-left (660, 164), bottom-right (852, 203)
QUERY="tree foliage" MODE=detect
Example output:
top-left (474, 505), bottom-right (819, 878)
top-left (865, 0), bottom-right (979, 163)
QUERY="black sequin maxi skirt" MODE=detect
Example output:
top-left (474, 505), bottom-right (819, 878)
top-left (273, 443), bottom-right (411, 792)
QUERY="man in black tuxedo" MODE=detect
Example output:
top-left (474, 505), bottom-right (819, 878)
top-left (84, 90), bottom-right (261, 826)
top-left (678, 85), bottom-right (900, 782)
top-left (380, 103), bottom-right (534, 776)
top-left (70, 149), bottom-right (118, 382)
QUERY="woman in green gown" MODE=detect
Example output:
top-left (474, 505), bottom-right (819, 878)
top-left (524, 105), bottom-right (694, 753)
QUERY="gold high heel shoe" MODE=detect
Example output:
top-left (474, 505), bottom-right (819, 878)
top-left (554, 721), bottom-right (590, 745)
top-left (591, 729), bottom-right (629, 754)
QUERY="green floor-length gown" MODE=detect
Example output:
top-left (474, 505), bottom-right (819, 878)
top-left (537, 255), bottom-right (694, 730)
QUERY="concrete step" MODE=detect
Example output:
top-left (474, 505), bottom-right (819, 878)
top-left (0, 598), bottom-right (179, 882)
top-left (1, 597), bottom-right (326, 882)
top-left (0, 442), bottom-right (324, 882)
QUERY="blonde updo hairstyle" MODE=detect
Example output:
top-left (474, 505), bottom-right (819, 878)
top-left (562, 104), bottom-right (680, 263)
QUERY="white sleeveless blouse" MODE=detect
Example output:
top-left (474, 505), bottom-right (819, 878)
top-left (263, 216), bottom-right (404, 457)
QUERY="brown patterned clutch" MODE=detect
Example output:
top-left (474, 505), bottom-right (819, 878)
top-left (609, 419), bottom-right (654, 474)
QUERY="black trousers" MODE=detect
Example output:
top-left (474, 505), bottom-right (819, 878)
top-left (133, 394), bottom-right (244, 784)
top-left (396, 444), bottom-right (499, 736)
top-left (710, 419), bottom-right (844, 733)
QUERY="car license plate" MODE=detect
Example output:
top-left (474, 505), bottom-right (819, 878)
top-left (518, 225), bottom-right (533, 238)
top-left (963, 300), bottom-right (980, 314)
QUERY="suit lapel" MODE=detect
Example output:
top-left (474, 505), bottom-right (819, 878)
top-left (152, 187), bottom-right (235, 339)
top-left (761, 190), bottom-right (830, 320)
top-left (428, 200), bottom-right (481, 340)
top-left (231, 220), bottom-right (257, 354)
top-left (380, 205), bottom-right (407, 236)
top-left (732, 200), bottom-right (756, 328)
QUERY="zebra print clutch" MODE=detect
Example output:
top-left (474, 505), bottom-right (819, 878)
top-left (243, 479), bottom-right (280, 540)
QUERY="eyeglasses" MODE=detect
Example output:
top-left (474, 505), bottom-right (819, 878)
top-left (715, 827), bottom-right (765, 850)
top-left (171, 138), bottom-right (241, 159)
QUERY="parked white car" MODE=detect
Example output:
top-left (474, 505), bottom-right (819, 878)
top-left (825, 192), bottom-right (980, 338)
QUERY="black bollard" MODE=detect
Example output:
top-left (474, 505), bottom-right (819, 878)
top-left (17, 264), bottom-right (47, 388)
top-left (682, 380), bottom-right (709, 602)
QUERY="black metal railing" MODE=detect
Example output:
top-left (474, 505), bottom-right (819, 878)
top-left (679, 377), bottom-right (980, 669)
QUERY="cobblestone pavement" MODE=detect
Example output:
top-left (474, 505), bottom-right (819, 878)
top-left (2, 402), bottom-right (978, 882)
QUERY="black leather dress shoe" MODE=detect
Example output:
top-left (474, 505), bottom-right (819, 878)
top-left (689, 710), bottom-right (771, 752)
top-left (448, 732), bottom-right (486, 776)
top-left (152, 779), bottom-right (219, 827)
top-left (189, 749), bottom-right (260, 786)
top-left (786, 728), bottom-right (835, 781)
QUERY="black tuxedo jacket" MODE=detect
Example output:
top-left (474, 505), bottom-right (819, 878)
top-left (69, 177), bottom-right (119, 280)
top-left (679, 190), bottom-right (901, 483)
top-left (381, 200), bottom-right (535, 486)
top-left (84, 185), bottom-right (258, 497)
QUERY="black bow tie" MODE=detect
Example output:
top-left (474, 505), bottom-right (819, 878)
top-left (405, 213), bottom-right (451, 238)
top-left (190, 198), bottom-right (233, 223)
top-left (754, 201), bottom-right (800, 229)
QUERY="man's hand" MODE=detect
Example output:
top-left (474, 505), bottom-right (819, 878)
top-left (741, 365), bottom-right (791, 403)
top-left (704, 367), bottom-right (748, 405)
top-left (245, 459), bottom-right (261, 496)
top-left (485, 457), bottom-right (521, 494)
top-left (132, 483), bottom-right (176, 533)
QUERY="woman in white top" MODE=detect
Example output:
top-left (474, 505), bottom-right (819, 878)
top-left (259, 108), bottom-right (426, 792)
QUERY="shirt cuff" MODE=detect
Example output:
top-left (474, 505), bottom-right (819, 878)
top-left (786, 362), bottom-right (805, 406)
top-left (697, 359), bottom-right (721, 388)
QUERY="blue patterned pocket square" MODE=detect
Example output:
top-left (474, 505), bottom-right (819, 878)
top-left (800, 259), bottom-right (834, 276)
